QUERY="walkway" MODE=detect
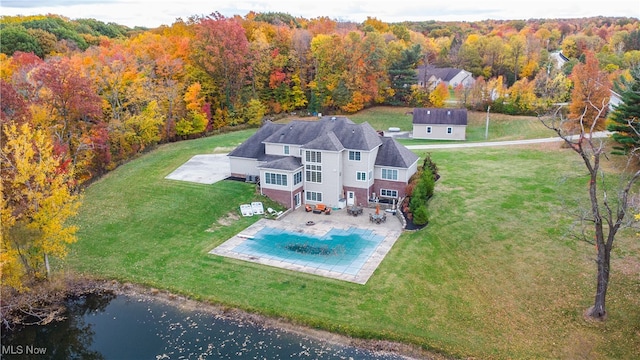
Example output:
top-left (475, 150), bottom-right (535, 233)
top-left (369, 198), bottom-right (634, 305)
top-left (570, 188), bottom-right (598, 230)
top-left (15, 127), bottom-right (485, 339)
top-left (406, 131), bottom-right (612, 150)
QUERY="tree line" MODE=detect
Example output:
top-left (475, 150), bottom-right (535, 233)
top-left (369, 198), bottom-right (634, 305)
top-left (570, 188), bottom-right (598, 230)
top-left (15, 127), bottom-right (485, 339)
top-left (1, 11), bottom-right (639, 292)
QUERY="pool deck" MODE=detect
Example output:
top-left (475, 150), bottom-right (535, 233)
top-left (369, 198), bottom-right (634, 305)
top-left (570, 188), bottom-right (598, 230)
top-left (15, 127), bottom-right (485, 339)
top-left (209, 206), bottom-right (404, 284)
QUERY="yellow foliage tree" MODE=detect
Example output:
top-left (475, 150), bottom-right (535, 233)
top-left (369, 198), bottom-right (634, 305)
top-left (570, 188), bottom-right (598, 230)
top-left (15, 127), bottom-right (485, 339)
top-left (1, 123), bottom-right (81, 290)
top-left (428, 82), bottom-right (449, 107)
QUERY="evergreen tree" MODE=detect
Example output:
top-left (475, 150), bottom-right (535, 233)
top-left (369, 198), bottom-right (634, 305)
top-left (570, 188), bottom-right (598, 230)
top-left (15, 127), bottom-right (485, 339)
top-left (388, 44), bottom-right (421, 105)
top-left (608, 65), bottom-right (640, 155)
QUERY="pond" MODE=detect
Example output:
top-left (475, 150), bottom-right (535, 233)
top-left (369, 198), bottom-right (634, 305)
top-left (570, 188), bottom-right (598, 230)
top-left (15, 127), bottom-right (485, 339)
top-left (1, 292), bottom-right (414, 359)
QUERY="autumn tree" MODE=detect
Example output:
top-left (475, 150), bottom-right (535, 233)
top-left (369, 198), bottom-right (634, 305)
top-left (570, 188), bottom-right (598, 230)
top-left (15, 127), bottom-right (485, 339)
top-left (191, 12), bottom-right (250, 112)
top-left (428, 82), bottom-right (449, 107)
top-left (31, 56), bottom-right (103, 181)
top-left (1, 122), bottom-right (81, 289)
top-left (541, 101), bottom-right (640, 321)
top-left (567, 51), bottom-right (611, 131)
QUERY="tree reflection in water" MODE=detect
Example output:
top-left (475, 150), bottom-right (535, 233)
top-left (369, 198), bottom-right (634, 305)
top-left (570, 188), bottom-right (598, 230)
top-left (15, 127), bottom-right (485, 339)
top-left (2, 292), bottom-right (116, 360)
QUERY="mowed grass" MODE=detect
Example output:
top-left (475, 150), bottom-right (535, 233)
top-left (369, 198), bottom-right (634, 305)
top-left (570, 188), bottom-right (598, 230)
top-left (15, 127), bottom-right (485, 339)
top-left (65, 120), bottom-right (640, 359)
top-left (343, 106), bottom-right (556, 143)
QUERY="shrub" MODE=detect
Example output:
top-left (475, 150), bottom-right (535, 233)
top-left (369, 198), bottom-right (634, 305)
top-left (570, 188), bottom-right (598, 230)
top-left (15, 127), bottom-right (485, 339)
top-left (412, 204), bottom-right (429, 225)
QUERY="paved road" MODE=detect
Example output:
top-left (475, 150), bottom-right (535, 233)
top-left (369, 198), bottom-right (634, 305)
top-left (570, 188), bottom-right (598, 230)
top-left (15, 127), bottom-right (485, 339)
top-left (405, 131), bottom-right (612, 150)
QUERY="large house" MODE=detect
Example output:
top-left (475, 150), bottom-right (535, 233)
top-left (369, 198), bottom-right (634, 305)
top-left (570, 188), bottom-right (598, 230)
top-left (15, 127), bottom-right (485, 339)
top-left (417, 65), bottom-right (475, 90)
top-left (228, 116), bottom-right (419, 209)
top-left (412, 108), bottom-right (468, 140)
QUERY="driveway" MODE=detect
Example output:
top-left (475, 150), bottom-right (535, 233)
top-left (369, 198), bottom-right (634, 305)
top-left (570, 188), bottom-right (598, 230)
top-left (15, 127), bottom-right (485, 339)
top-left (406, 131), bottom-right (611, 150)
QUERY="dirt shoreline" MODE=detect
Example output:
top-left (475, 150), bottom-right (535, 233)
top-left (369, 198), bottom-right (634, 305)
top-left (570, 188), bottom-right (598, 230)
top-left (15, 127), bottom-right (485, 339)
top-left (97, 280), bottom-right (450, 360)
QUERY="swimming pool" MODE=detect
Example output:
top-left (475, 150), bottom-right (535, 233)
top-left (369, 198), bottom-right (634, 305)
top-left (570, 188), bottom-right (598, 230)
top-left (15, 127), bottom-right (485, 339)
top-left (230, 227), bottom-right (384, 276)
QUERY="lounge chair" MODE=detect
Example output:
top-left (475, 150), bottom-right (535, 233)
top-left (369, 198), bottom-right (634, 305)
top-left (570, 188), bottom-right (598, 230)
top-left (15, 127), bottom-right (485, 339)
top-left (240, 204), bottom-right (253, 217)
top-left (267, 207), bottom-right (283, 217)
top-left (251, 202), bottom-right (264, 215)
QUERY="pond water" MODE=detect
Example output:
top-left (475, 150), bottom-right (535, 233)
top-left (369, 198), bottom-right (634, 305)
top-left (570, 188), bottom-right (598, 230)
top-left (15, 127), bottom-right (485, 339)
top-left (1, 293), bottom-right (412, 360)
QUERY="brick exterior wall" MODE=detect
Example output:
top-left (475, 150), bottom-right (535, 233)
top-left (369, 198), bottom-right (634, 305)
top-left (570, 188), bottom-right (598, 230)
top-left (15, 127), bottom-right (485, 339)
top-left (343, 186), bottom-right (373, 207)
top-left (373, 179), bottom-right (408, 199)
top-left (262, 187), bottom-right (294, 208)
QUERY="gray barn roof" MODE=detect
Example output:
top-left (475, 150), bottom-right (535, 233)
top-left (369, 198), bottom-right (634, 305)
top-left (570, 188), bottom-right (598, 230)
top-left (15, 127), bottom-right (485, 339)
top-left (412, 108), bottom-right (468, 126)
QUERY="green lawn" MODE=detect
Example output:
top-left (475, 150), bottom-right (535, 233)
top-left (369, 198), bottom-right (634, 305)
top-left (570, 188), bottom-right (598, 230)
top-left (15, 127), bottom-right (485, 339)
top-left (64, 114), bottom-right (640, 359)
top-left (322, 106), bottom-right (557, 144)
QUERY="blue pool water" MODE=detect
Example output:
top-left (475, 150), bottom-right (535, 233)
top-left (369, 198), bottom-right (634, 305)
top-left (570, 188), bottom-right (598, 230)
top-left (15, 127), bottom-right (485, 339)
top-left (231, 227), bottom-right (384, 275)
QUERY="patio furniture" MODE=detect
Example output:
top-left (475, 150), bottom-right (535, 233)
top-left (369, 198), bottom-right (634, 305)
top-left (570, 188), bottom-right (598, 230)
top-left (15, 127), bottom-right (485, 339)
top-left (305, 204), bottom-right (313, 212)
top-left (251, 202), bottom-right (264, 215)
top-left (240, 204), bottom-right (254, 217)
top-left (370, 213), bottom-right (386, 224)
top-left (347, 206), bottom-right (363, 216)
top-left (267, 207), bottom-right (283, 217)
top-left (313, 204), bottom-right (327, 214)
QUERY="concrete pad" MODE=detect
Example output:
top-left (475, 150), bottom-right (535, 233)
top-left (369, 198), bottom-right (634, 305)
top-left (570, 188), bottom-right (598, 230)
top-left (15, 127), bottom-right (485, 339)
top-left (165, 154), bottom-right (230, 185)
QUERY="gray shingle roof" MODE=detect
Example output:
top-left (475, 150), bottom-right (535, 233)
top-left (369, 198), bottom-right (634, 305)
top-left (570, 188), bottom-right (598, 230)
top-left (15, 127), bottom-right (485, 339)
top-left (227, 121), bottom-right (284, 158)
top-left (230, 116), bottom-right (419, 170)
top-left (303, 131), bottom-right (345, 151)
top-left (375, 137), bottom-right (419, 168)
top-left (417, 65), bottom-right (465, 82)
top-left (258, 156), bottom-right (302, 171)
top-left (412, 108), bottom-right (468, 126)
top-left (263, 116), bottom-right (381, 151)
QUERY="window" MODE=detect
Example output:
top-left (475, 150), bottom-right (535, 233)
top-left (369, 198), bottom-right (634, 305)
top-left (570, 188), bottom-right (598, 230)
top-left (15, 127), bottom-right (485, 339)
top-left (305, 164), bottom-right (322, 183)
top-left (447, 127), bottom-right (453, 134)
top-left (380, 189), bottom-right (398, 198)
top-left (293, 171), bottom-right (302, 185)
top-left (356, 171), bottom-right (366, 181)
top-left (426, 126), bottom-right (432, 134)
top-left (306, 191), bottom-right (322, 202)
top-left (381, 168), bottom-right (398, 181)
top-left (305, 150), bottom-right (321, 163)
top-left (284, 145), bottom-right (290, 155)
top-left (348, 151), bottom-right (361, 161)
top-left (265, 172), bottom-right (287, 186)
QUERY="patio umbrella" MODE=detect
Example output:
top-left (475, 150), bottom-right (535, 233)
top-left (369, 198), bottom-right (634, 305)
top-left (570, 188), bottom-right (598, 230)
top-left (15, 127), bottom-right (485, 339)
top-left (375, 203), bottom-right (380, 215)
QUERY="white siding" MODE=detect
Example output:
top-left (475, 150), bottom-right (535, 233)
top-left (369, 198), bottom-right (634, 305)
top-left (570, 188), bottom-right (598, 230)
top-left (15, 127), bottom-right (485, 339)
top-left (229, 157), bottom-right (259, 176)
top-left (413, 124), bottom-right (466, 140)
top-left (303, 150), bottom-right (342, 208)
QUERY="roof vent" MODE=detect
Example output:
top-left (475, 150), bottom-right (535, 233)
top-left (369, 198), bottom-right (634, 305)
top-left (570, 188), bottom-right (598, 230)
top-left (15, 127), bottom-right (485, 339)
top-left (352, 129), bottom-right (355, 134)
top-left (331, 116), bottom-right (336, 121)
top-left (427, 110), bottom-right (430, 115)
top-left (289, 125), bottom-right (293, 129)
top-left (447, 110), bottom-right (451, 115)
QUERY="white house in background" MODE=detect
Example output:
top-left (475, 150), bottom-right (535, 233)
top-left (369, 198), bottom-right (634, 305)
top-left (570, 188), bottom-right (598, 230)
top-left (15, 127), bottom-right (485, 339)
top-left (417, 65), bottom-right (475, 90)
top-left (412, 108), bottom-right (468, 141)
top-left (550, 51), bottom-right (570, 70)
top-left (228, 116), bottom-right (419, 209)
top-left (609, 89), bottom-right (623, 111)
